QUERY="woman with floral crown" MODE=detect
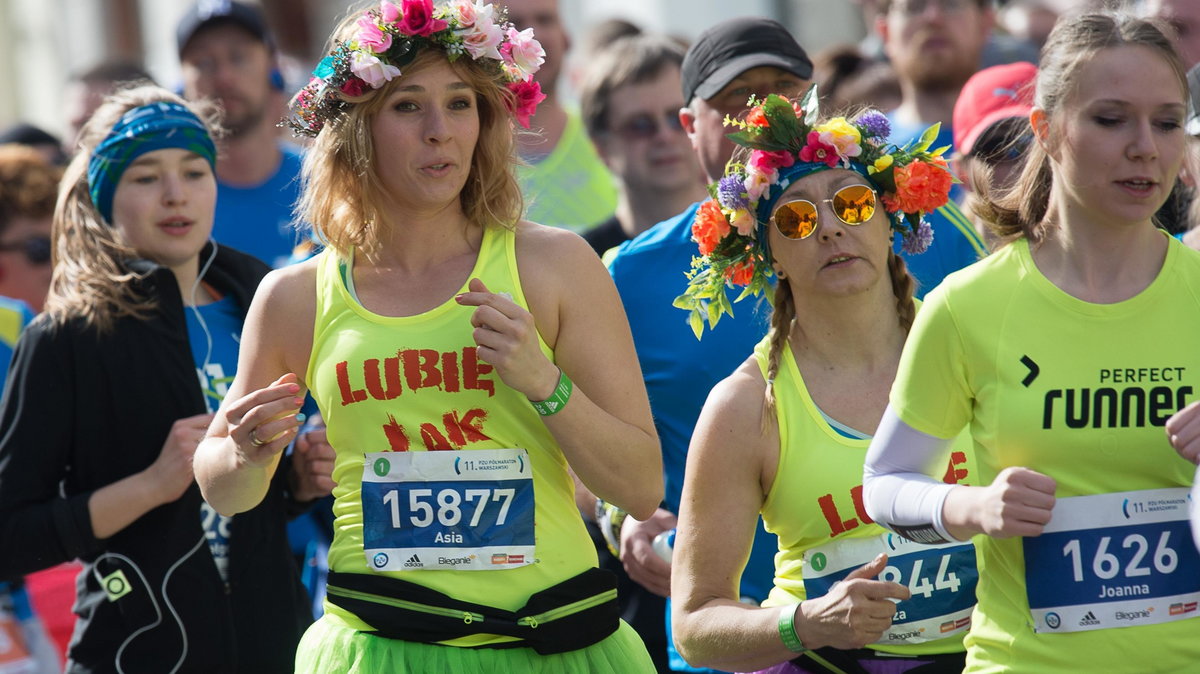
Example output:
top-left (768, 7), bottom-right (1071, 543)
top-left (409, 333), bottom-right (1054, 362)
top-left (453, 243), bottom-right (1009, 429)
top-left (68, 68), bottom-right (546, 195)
top-left (193, 1), bottom-right (661, 671)
top-left (670, 86), bottom-right (975, 674)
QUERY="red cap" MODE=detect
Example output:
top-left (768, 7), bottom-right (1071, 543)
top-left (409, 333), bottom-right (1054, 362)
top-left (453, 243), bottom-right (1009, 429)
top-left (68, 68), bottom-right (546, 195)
top-left (953, 62), bottom-right (1037, 156)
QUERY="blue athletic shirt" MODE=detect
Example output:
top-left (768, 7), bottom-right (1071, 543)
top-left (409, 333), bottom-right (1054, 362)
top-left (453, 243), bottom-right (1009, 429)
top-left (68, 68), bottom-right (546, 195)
top-left (213, 143), bottom-right (304, 268)
top-left (185, 293), bottom-right (243, 583)
top-left (609, 203), bottom-right (777, 673)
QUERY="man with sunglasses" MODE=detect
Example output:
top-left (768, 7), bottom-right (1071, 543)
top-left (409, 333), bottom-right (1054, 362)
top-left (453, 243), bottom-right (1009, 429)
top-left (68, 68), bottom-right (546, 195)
top-left (604, 17), bottom-right (812, 673)
top-left (951, 61), bottom-right (1037, 248)
top-left (579, 34), bottom-right (707, 258)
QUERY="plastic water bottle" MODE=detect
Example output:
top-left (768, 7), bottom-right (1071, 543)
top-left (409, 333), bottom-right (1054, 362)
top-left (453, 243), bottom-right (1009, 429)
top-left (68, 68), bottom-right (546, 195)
top-left (652, 529), bottom-right (676, 564)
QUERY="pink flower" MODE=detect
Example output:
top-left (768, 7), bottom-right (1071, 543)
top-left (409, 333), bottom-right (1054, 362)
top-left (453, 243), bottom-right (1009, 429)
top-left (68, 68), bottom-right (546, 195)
top-left (748, 149), bottom-right (795, 173)
top-left (507, 79), bottom-right (546, 128)
top-left (798, 131), bottom-right (839, 168)
top-left (451, 0), bottom-right (478, 25)
top-left (380, 1), bottom-right (401, 23)
top-left (397, 0), bottom-right (448, 36)
top-left (340, 77), bottom-right (367, 97)
top-left (356, 16), bottom-right (393, 53)
top-left (744, 166), bottom-right (774, 202)
top-left (501, 27), bottom-right (545, 80)
top-left (351, 51), bottom-right (401, 88)
top-left (730, 208), bottom-right (755, 237)
top-left (818, 130), bottom-right (861, 160)
top-left (458, 3), bottom-right (503, 60)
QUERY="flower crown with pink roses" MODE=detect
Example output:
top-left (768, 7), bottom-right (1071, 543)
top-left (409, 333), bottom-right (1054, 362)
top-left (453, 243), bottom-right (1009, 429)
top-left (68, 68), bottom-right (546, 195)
top-left (285, 0), bottom-right (547, 138)
top-left (674, 85), bottom-right (955, 337)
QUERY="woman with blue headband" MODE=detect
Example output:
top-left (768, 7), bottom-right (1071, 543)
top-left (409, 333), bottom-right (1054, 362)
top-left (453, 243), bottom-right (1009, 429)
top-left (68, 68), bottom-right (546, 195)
top-left (670, 87), bottom-right (975, 673)
top-left (193, 2), bottom-right (660, 672)
top-left (0, 85), bottom-right (311, 673)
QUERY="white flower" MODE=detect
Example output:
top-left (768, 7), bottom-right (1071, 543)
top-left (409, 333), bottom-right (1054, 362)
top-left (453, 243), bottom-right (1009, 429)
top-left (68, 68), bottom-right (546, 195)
top-left (351, 51), bottom-right (401, 88)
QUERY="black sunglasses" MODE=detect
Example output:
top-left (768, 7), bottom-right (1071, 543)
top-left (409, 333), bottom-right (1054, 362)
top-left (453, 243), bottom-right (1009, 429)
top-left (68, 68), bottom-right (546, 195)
top-left (0, 235), bottom-right (51, 265)
top-left (611, 111), bottom-right (684, 140)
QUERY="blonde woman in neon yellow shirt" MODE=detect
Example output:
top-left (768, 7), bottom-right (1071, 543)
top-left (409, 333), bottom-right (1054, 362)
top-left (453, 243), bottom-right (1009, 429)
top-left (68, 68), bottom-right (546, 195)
top-left (863, 13), bottom-right (1200, 673)
top-left (193, 4), bottom-right (662, 672)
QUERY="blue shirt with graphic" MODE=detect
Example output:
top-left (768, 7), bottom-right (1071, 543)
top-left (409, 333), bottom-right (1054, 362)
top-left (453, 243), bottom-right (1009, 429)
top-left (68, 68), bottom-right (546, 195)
top-left (186, 295), bottom-right (242, 583)
top-left (213, 143), bottom-right (304, 268)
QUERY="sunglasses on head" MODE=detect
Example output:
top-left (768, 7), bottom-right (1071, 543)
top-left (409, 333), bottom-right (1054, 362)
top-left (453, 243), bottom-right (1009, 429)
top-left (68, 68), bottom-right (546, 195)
top-left (0, 235), bottom-right (51, 265)
top-left (612, 111), bottom-right (684, 140)
top-left (771, 184), bottom-right (878, 240)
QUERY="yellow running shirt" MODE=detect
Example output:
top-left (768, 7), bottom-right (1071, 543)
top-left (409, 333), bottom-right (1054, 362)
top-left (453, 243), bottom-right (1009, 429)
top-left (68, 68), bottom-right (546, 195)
top-left (755, 332), bottom-right (977, 657)
top-left (305, 225), bottom-right (595, 647)
top-left (892, 234), bottom-right (1200, 673)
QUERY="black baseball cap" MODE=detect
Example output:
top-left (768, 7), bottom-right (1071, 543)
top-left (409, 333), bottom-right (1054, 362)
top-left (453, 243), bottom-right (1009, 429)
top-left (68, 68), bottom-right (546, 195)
top-left (1188, 62), bottom-right (1200, 137)
top-left (176, 0), bottom-right (272, 56)
top-left (681, 17), bottom-right (813, 104)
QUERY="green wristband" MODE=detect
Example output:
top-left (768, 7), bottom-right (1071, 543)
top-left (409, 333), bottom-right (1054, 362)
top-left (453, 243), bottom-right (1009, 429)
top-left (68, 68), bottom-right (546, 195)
top-left (530, 368), bottom-right (572, 416)
top-left (778, 604), bottom-right (806, 653)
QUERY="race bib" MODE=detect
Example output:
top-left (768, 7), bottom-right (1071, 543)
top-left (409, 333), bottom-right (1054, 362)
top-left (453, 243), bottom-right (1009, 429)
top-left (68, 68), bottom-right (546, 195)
top-left (360, 449), bottom-right (536, 571)
top-left (803, 533), bottom-right (978, 644)
top-left (1024, 488), bottom-right (1200, 633)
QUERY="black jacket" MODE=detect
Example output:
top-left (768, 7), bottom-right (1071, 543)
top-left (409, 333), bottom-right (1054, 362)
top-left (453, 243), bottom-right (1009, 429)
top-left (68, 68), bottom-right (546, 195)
top-left (0, 243), bottom-right (310, 673)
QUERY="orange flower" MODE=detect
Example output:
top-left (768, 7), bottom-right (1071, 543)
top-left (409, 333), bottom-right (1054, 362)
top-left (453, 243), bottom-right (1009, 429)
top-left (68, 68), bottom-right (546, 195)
top-left (723, 260), bottom-right (755, 286)
top-left (692, 199), bottom-right (731, 256)
top-left (746, 106), bottom-right (769, 127)
top-left (882, 160), bottom-right (953, 214)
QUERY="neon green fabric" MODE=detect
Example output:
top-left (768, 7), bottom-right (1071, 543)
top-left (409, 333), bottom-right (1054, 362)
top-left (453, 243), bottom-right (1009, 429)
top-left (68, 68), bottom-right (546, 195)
top-left (517, 109), bottom-right (617, 233)
top-left (306, 225), bottom-right (596, 650)
top-left (755, 334), bottom-right (975, 656)
top-left (891, 234), bottom-right (1200, 672)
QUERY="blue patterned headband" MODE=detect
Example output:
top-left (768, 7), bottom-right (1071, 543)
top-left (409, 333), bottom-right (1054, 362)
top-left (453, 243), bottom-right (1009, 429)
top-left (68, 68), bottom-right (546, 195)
top-left (87, 102), bottom-right (217, 224)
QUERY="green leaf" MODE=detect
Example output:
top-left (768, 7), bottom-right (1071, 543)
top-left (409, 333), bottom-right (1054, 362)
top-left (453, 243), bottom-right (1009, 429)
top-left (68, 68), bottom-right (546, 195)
top-left (688, 310), bottom-right (704, 340)
top-left (912, 122), bottom-right (941, 153)
top-left (930, 144), bottom-right (951, 157)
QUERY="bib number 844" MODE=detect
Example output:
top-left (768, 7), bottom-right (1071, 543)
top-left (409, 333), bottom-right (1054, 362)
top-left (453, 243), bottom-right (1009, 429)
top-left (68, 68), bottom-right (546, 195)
top-left (879, 553), bottom-right (962, 599)
top-left (382, 487), bottom-right (516, 529)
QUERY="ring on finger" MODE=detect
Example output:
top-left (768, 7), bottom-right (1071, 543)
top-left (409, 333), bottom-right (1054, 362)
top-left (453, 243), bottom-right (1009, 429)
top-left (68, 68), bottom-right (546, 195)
top-left (249, 428), bottom-right (266, 447)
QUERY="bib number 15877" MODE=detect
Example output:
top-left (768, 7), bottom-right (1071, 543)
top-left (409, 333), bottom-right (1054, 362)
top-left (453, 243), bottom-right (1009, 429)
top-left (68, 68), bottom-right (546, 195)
top-left (381, 487), bottom-right (516, 529)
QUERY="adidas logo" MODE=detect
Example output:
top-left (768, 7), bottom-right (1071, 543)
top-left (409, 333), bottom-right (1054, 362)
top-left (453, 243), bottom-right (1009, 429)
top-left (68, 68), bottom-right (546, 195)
top-left (403, 554), bottom-right (423, 568)
top-left (1079, 611), bottom-right (1100, 626)
top-left (545, 401), bottom-right (558, 412)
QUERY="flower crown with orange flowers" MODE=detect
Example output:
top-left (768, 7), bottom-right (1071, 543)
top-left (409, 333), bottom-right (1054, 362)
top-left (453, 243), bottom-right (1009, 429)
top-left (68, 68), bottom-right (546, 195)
top-left (674, 85), bottom-right (954, 337)
top-left (285, 0), bottom-right (546, 138)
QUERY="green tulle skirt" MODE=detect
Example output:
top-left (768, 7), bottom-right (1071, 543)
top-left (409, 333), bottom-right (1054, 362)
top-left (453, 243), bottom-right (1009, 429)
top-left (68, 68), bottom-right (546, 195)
top-left (295, 614), bottom-right (657, 673)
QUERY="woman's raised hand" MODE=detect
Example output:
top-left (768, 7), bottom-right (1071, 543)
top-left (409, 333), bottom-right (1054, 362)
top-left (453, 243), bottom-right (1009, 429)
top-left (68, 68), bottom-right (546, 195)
top-left (455, 278), bottom-right (559, 401)
top-left (223, 373), bottom-right (305, 468)
top-left (795, 554), bottom-right (911, 650)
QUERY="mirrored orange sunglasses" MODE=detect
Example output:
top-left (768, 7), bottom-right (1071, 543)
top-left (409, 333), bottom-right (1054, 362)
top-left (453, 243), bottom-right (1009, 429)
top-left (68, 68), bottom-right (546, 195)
top-left (771, 184), bottom-right (878, 240)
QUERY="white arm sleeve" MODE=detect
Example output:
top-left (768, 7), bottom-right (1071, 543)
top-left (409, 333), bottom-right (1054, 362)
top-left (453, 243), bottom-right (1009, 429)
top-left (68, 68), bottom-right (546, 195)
top-left (862, 405), bottom-right (964, 544)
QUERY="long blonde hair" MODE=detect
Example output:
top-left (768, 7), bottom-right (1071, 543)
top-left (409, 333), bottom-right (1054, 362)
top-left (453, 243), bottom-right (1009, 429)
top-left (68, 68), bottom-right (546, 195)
top-left (297, 13), bottom-right (524, 260)
top-left (45, 86), bottom-right (222, 333)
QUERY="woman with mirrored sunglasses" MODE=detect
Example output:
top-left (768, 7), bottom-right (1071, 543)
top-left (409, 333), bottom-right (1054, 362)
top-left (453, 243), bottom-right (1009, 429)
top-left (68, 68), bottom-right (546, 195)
top-left (670, 87), bottom-right (975, 674)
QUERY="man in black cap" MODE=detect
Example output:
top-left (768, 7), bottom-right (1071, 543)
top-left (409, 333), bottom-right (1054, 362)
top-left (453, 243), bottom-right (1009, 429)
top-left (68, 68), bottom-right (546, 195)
top-left (600, 16), bottom-right (810, 673)
top-left (177, 0), bottom-right (302, 268)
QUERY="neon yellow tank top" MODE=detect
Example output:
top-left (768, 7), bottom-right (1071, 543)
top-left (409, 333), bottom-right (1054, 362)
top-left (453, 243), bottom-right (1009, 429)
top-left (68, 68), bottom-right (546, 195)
top-left (306, 225), bottom-right (595, 646)
top-left (755, 335), bottom-right (976, 656)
